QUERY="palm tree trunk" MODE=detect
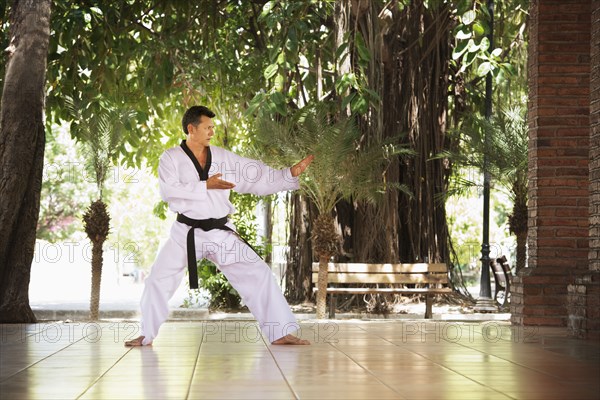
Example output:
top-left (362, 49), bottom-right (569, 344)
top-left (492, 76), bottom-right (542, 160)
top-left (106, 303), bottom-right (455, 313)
top-left (515, 232), bottom-right (527, 274)
top-left (312, 213), bottom-right (339, 318)
top-left (509, 189), bottom-right (528, 274)
top-left (89, 241), bottom-right (103, 320)
top-left (316, 254), bottom-right (329, 319)
top-left (83, 200), bottom-right (110, 321)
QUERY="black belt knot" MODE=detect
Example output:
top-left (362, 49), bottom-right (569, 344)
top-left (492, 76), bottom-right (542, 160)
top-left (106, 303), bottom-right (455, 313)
top-left (177, 213), bottom-right (229, 231)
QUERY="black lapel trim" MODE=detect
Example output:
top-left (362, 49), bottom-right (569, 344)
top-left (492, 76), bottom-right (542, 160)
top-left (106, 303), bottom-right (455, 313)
top-left (180, 140), bottom-right (211, 181)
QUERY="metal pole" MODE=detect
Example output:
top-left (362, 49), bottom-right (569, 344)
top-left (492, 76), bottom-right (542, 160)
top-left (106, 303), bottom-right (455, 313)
top-left (474, 0), bottom-right (497, 312)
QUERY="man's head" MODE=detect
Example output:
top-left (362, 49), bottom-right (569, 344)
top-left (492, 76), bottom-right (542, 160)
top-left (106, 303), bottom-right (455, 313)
top-left (182, 106), bottom-right (216, 135)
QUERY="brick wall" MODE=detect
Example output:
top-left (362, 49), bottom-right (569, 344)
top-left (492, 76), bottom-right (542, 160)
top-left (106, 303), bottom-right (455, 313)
top-left (590, 0), bottom-right (600, 272)
top-left (568, 273), bottom-right (600, 340)
top-left (512, 0), bottom-right (591, 326)
top-left (571, 0), bottom-right (600, 341)
top-left (566, 0), bottom-right (600, 340)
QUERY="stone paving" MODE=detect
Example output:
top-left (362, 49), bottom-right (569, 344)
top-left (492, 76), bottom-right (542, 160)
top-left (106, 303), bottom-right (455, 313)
top-left (1, 320), bottom-right (598, 399)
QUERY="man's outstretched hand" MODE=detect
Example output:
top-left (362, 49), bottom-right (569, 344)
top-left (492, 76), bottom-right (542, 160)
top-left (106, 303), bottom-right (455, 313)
top-left (207, 173), bottom-right (236, 189)
top-left (291, 155), bottom-right (314, 177)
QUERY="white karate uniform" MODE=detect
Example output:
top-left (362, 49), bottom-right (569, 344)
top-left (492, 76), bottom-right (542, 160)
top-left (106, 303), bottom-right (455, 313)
top-left (139, 145), bottom-right (300, 345)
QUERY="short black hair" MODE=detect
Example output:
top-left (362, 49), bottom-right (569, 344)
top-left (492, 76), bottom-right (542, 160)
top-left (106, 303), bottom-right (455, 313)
top-left (182, 106), bottom-right (216, 134)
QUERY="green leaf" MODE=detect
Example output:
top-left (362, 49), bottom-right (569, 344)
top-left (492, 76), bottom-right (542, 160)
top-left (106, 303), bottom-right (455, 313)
top-left (335, 42), bottom-right (349, 60)
top-left (473, 22), bottom-right (485, 36)
top-left (491, 48), bottom-right (502, 57)
top-left (355, 32), bottom-right (371, 62)
top-left (460, 51), bottom-right (478, 71)
top-left (462, 10), bottom-right (476, 25)
top-left (452, 40), bottom-right (469, 60)
top-left (266, 101), bottom-right (278, 114)
top-left (271, 92), bottom-right (287, 116)
top-left (244, 94), bottom-right (265, 116)
top-left (501, 62), bottom-right (517, 75)
top-left (264, 63), bottom-right (278, 80)
top-left (477, 61), bottom-right (492, 77)
top-left (276, 50), bottom-right (286, 65)
top-left (271, 91), bottom-right (286, 106)
top-left (456, 0), bottom-right (471, 14)
top-left (456, 30), bottom-right (472, 40)
top-left (335, 73), bottom-right (356, 94)
top-left (479, 37), bottom-right (490, 52)
top-left (467, 39), bottom-right (480, 53)
top-left (286, 27), bottom-right (298, 53)
top-left (364, 88), bottom-right (380, 102)
top-left (341, 92), bottom-right (356, 109)
top-left (351, 96), bottom-right (368, 114)
top-left (260, 1), bottom-right (274, 18)
top-left (274, 74), bottom-right (284, 90)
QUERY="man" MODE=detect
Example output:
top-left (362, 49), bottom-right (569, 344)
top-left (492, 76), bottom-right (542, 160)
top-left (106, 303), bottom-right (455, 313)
top-left (125, 105), bottom-right (313, 346)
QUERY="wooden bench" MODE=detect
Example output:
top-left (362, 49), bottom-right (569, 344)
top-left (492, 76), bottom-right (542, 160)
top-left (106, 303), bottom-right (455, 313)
top-left (491, 256), bottom-right (513, 307)
top-left (312, 262), bottom-right (453, 318)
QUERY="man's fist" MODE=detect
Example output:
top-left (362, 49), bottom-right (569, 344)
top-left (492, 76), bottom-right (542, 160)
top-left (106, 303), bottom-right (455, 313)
top-left (291, 155), bottom-right (314, 177)
top-left (207, 173), bottom-right (235, 189)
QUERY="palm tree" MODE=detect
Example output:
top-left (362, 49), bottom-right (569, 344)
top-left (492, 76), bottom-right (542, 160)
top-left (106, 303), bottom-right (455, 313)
top-left (251, 103), bottom-right (409, 318)
top-left (66, 98), bottom-right (132, 320)
top-left (491, 107), bottom-right (528, 273)
top-left (82, 199), bottom-right (110, 321)
top-left (445, 106), bottom-right (528, 273)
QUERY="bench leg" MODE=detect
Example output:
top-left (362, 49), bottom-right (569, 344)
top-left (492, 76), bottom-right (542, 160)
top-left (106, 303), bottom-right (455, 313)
top-left (425, 295), bottom-right (433, 319)
top-left (329, 294), bottom-right (336, 319)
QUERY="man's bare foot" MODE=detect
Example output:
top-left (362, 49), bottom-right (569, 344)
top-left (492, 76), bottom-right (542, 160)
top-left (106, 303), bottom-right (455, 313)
top-left (272, 334), bottom-right (311, 345)
top-left (124, 336), bottom-right (151, 347)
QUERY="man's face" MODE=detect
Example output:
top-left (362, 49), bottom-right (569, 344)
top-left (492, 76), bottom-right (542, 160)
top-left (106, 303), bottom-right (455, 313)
top-left (188, 115), bottom-right (214, 146)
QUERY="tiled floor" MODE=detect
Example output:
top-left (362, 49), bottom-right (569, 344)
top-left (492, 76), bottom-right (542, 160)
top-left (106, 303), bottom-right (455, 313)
top-left (0, 320), bottom-right (598, 399)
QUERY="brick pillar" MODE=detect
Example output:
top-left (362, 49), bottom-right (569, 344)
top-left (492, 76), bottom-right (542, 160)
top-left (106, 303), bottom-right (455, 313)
top-left (511, 0), bottom-right (591, 326)
top-left (567, 0), bottom-right (600, 340)
top-left (590, 0), bottom-right (600, 273)
top-left (568, 274), bottom-right (600, 339)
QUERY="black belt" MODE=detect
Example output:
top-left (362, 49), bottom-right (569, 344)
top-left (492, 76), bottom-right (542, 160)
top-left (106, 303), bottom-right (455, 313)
top-left (176, 213), bottom-right (260, 289)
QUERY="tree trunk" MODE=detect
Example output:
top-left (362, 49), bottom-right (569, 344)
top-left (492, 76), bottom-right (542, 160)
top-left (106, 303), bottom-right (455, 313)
top-left (509, 187), bottom-right (528, 274)
top-left (312, 213), bottom-right (339, 318)
top-left (515, 231), bottom-right (527, 274)
top-left (345, 1), bottom-right (399, 263)
top-left (82, 199), bottom-right (110, 320)
top-left (285, 193), bottom-right (316, 302)
top-left (335, 0), bottom-right (352, 96)
top-left (0, 0), bottom-right (52, 323)
top-left (316, 254), bottom-right (329, 319)
top-left (345, 2), bottom-right (454, 268)
top-left (391, 2), bottom-right (452, 265)
top-left (89, 241), bottom-right (103, 320)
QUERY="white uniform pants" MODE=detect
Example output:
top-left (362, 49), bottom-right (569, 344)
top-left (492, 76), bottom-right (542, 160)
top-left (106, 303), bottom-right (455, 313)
top-left (139, 222), bottom-right (299, 345)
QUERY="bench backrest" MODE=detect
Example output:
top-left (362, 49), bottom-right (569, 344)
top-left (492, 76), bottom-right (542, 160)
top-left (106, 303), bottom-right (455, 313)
top-left (491, 260), bottom-right (507, 285)
top-left (311, 263), bottom-right (449, 285)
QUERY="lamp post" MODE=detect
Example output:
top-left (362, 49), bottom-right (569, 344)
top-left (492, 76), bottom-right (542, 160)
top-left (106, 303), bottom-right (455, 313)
top-left (474, 0), bottom-right (497, 313)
